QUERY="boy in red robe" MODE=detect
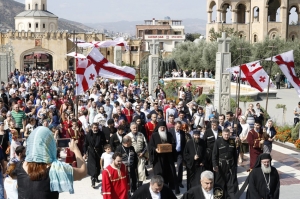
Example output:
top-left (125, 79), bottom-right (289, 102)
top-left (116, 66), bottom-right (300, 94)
top-left (145, 113), bottom-right (157, 141)
top-left (102, 152), bottom-right (129, 199)
top-left (247, 120), bottom-right (264, 171)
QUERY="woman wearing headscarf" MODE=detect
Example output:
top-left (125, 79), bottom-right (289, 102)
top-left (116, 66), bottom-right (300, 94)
top-left (15, 126), bottom-right (86, 199)
top-left (263, 119), bottom-right (277, 154)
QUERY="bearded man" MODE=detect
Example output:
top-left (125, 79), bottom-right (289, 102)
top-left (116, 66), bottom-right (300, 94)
top-left (183, 131), bottom-right (206, 190)
top-left (83, 123), bottom-right (106, 188)
top-left (149, 121), bottom-right (180, 194)
top-left (246, 153), bottom-right (280, 199)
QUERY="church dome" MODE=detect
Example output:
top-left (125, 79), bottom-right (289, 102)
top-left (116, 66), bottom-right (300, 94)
top-left (16, 10), bottom-right (58, 18)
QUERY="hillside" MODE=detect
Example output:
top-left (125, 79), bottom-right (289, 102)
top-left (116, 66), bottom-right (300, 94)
top-left (0, 0), bottom-right (92, 32)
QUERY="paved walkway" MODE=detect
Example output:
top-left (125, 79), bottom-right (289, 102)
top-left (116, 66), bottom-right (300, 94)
top-left (59, 143), bottom-right (300, 199)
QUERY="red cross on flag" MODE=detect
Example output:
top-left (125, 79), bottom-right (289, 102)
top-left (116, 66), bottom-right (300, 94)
top-left (87, 47), bottom-right (135, 80)
top-left (269, 50), bottom-right (300, 97)
top-left (75, 58), bottom-right (97, 95)
top-left (229, 61), bottom-right (274, 92)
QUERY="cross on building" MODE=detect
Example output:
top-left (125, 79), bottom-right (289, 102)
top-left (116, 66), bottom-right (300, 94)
top-left (217, 32), bottom-right (231, 53)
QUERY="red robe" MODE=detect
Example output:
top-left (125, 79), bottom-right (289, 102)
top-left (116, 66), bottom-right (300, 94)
top-left (247, 129), bottom-right (263, 169)
top-left (102, 164), bottom-right (129, 199)
top-left (145, 122), bottom-right (157, 141)
top-left (65, 127), bottom-right (85, 167)
top-left (122, 108), bottom-right (134, 124)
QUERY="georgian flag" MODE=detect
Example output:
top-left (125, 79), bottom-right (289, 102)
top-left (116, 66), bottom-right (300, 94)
top-left (229, 61), bottom-right (274, 92)
top-left (87, 47), bottom-right (135, 80)
top-left (268, 50), bottom-right (300, 97)
top-left (75, 58), bottom-right (97, 95)
top-left (76, 37), bottom-right (129, 51)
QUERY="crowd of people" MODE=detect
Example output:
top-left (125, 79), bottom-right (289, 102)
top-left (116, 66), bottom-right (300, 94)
top-left (0, 68), bottom-right (281, 199)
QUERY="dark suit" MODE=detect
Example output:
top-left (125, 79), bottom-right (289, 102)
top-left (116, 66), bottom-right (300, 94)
top-left (109, 133), bottom-right (124, 152)
top-left (131, 183), bottom-right (177, 199)
top-left (170, 129), bottom-right (186, 185)
top-left (203, 128), bottom-right (222, 171)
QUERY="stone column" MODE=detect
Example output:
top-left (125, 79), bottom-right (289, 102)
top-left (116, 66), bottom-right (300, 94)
top-left (208, 11), bottom-right (212, 23)
top-left (214, 32), bottom-right (231, 115)
top-left (246, 10), bottom-right (250, 24)
top-left (114, 46), bottom-right (122, 66)
top-left (148, 55), bottom-right (159, 97)
top-left (217, 9), bottom-right (222, 23)
top-left (232, 10), bottom-right (237, 23)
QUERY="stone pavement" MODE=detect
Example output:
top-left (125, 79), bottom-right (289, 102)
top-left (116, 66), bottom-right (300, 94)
top-left (59, 142), bottom-right (300, 199)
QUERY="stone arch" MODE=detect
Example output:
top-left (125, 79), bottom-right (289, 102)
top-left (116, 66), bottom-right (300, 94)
top-left (289, 5), bottom-right (299, 25)
top-left (253, 6), bottom-right (260, 22)
top-left (221, 3), bottom-right (232, 23)
top-left (267, 0), bottom-right (281, 22)
top-left (238, 31), bottom-right (246, 39)
top-left (268, 28), bottom-right (279, 39)
top-left (236, 3), bottom-right (247, 23)
top-left (208, 0), bottom-right (217, 23)
top-left (289, 32), bottom-right (298, 41)
top-left (20, 48), bottom-right (54, 71)
top-left (208, 0), bottom-right (216, 11)
top-left (253, 33), bottom-right (258, 43)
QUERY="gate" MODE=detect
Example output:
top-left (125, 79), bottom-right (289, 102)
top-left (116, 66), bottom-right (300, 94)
top-left (0, 43), bottom-right (15, 83)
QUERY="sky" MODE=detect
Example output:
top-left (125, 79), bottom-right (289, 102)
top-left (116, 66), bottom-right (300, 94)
top-left (15, 0), bottom-right (207, 23)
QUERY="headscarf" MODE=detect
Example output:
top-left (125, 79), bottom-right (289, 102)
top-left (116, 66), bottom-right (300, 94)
top-left (253, 153), bottom-right (272, 169)
top-left (25, 126), bottom-right (74, 194)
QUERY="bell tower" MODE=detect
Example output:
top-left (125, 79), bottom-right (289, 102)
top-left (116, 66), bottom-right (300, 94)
top-left (25, 0), bottom-right (47, 11)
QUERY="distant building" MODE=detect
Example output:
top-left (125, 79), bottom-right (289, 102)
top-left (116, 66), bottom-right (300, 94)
top-left (136, 18), bottom-right (185, 56)
top-left (206, 0), bottom-right (300, 42)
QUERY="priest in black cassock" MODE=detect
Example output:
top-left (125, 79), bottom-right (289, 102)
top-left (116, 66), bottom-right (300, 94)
top-left (246, 153), bottom-right (280, 199)
top-left (183, 130), bottom-right (206, 190)
top-left (131, 175), bottom-right (177, 199)
top-left (181, 170), bottom-right (225, 199)
top-left (149, 121), bottom-right (180, 194)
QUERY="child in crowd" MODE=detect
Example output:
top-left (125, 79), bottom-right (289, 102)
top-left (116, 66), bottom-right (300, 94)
top-left (4, 162), bottom-right (18, 199)
top-left (100, 144), bottom-right (114, 170)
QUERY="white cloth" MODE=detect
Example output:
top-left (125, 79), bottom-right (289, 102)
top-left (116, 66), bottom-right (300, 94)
top-left (4, 177), bottom-right (18, 199)
top-left (78, 115), bottom-right (89, 134)
top-left (202, 187), bottom-right (213, 199)
top-left (204, 104), bottom-right (214, 121)
top-left (101, 152), bottom-right (114, 169)
top-left (212, 130), bottom-right (218, 140)
top-left (149, 186), bottom-right (161, 199)
top-left (239, 123), bottom-right (250, 139)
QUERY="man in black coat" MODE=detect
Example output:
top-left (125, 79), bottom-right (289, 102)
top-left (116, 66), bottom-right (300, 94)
top-left (131, 175), bottom-right (177, 199)
top-left (109, 125), bottom-right (126, 152)
top-left (183, 131), bottom-right (206, 190)
top-left (83, 123), bottom-right (106, 188)
top-left (149, 121), bottom-right (180, 194)
top-left (102, 119), bottom-right (117, 143)
top-left (203, 119), bottom-right (222, 171)
top-left (182, 170), bottom-right (224, 199)
top-left (170, 121), bottom-right (186, 188)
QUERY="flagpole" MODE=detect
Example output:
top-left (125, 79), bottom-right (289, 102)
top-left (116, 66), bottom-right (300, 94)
top-left (236, 46), bottom-right (245, 123)
top-left (264, 45), bottom-right (276, 124)
top-left (75, 36), bottom-right (79, 120)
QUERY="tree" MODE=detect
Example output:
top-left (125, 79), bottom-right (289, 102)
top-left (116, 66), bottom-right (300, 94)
top-left (208, 27), bottom-right (238, 42)
top-left (185, 33), bottom-right (202, 42)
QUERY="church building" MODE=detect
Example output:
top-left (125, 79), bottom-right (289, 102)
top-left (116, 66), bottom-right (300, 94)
top-left (206, 0), bottom-right (300, 42)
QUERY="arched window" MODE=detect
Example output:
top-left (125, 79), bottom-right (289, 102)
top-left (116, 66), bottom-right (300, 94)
top-left (292, 35), bottom-right (295, 41)
top-left (253, 7), bottom-right (259, 22)
top-left (36, 23), bottom-right (38, 28)
top-left (272, 34), bottom-right (276, 39)
top-left (237, 4), bottom-right (246, 23)
top-left (29, 23), bottom-right (31, 28)
top-left (35, 4), bottom-right (38, 10)
top-left (268, 0), bottom-right (280, 22)
top-left (289, 7), bottom-right (298, 25)
top-left (254, 34), bottom-right (257, 42)
top-left (28, 4), bottom-right (30, 10)
top-left (239, 34), bottom-right (243, 39)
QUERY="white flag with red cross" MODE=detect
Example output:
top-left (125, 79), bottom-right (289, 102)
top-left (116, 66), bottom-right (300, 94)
top-left (76, 37), bottom-right (129, 51)
top-left (75, 58), bottom-right (97, 95)
top-left (268, 50), bottom-right (300, 97)
top-left (229, 61), bottom-right (274, 91)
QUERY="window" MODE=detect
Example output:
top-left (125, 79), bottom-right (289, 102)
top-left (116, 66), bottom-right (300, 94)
top-left (159, 42), bottom-right (164, 50)
top-left (157, 30), bottom-right (162, 35)
top-left (107, 51), bottom-right (110, 55)
top-left (254, 35), bottom-right (257, 42)
top-left (29, 23), bottom-right (31, 28)
top-left (292, 35), bottom-right (295, 41)
top-left (164, 30), bottom-right (168, 34)
top-left (43, 24), bottom-right (45, 28)
top-left (145, 30), bottom-right (153, 34)
top-left (133, 61), bottom-right (136, 66)
top-left (28, 4), bottom-right (30, 10)
top-left (272, 34), bottom-right (276, 39)
top-left (36, 23), bottom-right (38, 28)
top-left (35, 4), bottom-right (38, 10)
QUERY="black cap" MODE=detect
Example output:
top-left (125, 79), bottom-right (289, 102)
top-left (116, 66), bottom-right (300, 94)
top-left (107, 119), bottom-right (114, 125)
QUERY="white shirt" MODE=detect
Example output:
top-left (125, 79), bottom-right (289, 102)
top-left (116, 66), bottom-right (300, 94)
top-left (101, 152), bottom-right (114, 169)
top-left (4, 177), bottom-right (18, 199)
top-left (205, 104), bottom-right (215, 121)
top-left (212, 129), bottom-right (218, 140)
top-left (149, 186), bottom-right (161, 199)
top-left (78, 115), bottom-right (89, 134)
top-left (202, 187), bottom-right (213, 199)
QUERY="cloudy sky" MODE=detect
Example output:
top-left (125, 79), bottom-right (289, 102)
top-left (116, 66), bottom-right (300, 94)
top-left (15, 0), bottom-right (207, 23)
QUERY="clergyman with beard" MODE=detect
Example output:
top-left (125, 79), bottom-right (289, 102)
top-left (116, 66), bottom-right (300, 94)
top-left (83, 123), bottom-right (106, 188)
top-left (236, 153), bottom-right (280, 199)
top-left (149, 121), bottom-right (180, 194)
top-left (183, 131), bottom-right (206, 190)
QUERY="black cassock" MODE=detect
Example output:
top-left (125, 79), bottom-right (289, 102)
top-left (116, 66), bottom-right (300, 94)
top-left (84, 130), bottom-right (106, 178)
top-left (149, 131), bottom-right (179, 191)
top-left (181, 185), bottom-right (225, 199)
top-left (246, 167), bottom-right (280, 199)
top-left (183, 138), bottom-right (206, 190)
top-left (131, 183), bottom-right (177, 199)
top-left (203, 129), bottom-right (222, 171)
